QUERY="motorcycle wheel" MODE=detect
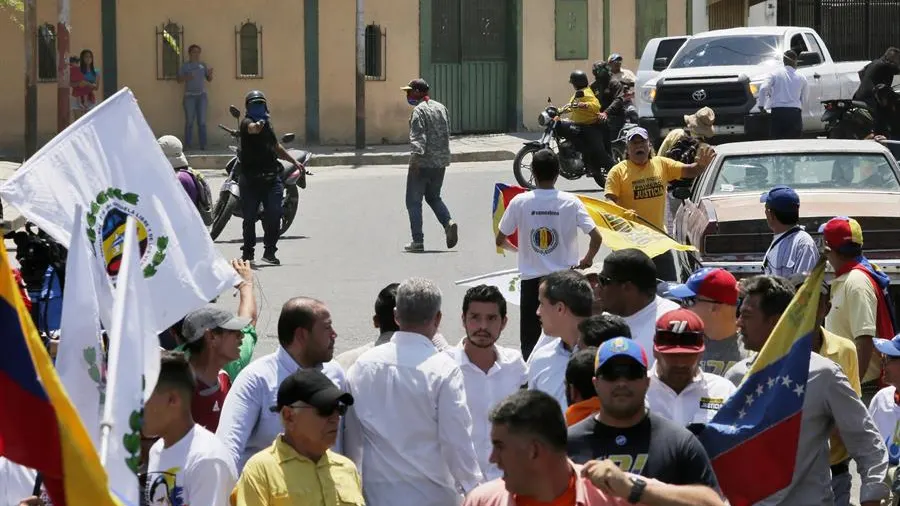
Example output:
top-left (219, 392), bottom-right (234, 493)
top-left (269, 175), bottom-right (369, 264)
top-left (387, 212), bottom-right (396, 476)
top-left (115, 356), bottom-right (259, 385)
top-left (209, 193), bottom-right (238, 241)
top-left (513, 145), bottom-right (542, 189)
top-left (279, 186), bottom-right (299, 236)
top-left (611, 145), bottom-right (626, 163)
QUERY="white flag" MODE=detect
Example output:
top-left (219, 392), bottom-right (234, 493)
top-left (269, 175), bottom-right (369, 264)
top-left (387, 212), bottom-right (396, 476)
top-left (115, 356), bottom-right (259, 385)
top-left (56, 205), bottom-right (107, 449)
top-left (456, 268), bottom-right (522, 306)
top-left (0, 87), bottom-right (237, 332)
top-left (101, 217), bottom-right (162, 504)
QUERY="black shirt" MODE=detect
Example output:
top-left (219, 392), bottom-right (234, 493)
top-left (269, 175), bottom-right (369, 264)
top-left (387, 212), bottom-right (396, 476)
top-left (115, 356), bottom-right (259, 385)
top-left (567, 411), bottom-right (719, 489)
top-left (239, 118), bottom-right (280, 176)
top-left (853, 59), bottom-right (900, 107)
top-left (590, 78), bottom-right (625, 118)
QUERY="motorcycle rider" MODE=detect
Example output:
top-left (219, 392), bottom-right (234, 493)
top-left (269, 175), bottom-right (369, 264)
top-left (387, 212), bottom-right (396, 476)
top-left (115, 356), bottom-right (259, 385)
top-left (872, 84), bottom-right (900, 139)
top-left (589, 62), bottom-right (626, 156)
top-left (853, 47), bottom-right (900, 110)
top-left (561, 70), bottom-right (615, 184)
top-left (238, 90), bottom-right (306, 265)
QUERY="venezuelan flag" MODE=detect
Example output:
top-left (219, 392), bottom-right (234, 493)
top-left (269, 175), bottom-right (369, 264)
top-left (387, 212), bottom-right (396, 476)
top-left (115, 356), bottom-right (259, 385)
top-left (699, 258), bottom-right (826, 506)
top-left (492, 183), bottom-right (527, 254)
top-left (0, 240), bottom-right (120, 506)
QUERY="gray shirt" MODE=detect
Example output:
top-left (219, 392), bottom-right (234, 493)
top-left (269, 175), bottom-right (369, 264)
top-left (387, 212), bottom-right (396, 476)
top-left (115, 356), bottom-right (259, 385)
top-left (763, 227), bottom-right (818, 279)
top-left (724, 353), bottom-right (889, 505)
top-left (409, 99), bottom-right (451, 169)
top-left (178, 61), bottom-right (209, 95)
top-left (699, 334), bottom-right (749, 377)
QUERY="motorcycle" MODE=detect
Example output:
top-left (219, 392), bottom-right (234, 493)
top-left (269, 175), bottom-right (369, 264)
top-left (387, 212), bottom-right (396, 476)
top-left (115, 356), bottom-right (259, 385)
top-left (821, 99), bottom-right (874, 139)
top-left (512, 99), bottom-right (638, 190)
top-left (208, 105), bottom-right (313, 241)
top-left (610, 104), bottom-right (640, 163)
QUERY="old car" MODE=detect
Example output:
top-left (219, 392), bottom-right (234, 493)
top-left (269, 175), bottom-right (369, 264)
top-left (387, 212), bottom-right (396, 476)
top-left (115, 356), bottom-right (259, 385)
top-left (672, 138), bottom-right (900, 310)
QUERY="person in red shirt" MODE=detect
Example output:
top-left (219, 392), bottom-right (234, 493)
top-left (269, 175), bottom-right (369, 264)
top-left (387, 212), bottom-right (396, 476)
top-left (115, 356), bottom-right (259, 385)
top-left (180, 306), bottom-right (250, 432)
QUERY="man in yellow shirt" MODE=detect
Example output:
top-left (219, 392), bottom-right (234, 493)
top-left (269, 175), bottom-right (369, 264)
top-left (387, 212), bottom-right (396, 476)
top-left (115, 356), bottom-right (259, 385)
top-left (233, 369), bottom-right (364, 506)
top-left (791, 274), bottom-right (861, 506)
top-left (562, 70), bottom-right (615, 184)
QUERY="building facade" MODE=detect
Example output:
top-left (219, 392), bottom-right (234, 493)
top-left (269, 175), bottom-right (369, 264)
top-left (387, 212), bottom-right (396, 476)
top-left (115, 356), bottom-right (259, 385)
top-left (0, 0), bottom-right (692, 151)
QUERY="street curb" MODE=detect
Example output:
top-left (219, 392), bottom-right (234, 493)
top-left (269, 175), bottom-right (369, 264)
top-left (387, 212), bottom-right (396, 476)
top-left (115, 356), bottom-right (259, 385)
top-left (187, 149), bottom-right (516, 171)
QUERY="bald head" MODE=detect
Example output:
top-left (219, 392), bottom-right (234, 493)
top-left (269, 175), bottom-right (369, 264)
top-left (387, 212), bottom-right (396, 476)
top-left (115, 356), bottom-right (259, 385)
top-left (278, 297), bottom-right (325, 347)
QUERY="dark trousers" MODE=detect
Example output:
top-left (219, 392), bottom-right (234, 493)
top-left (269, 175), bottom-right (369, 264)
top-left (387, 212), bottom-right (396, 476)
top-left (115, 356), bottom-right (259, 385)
top-left (770, 107), bottom-right (803, 140)
top-left (406, 166), bottom-right (452, 243)
top-left (576, 124), bottom-right (616, 174)
top-left (653, 250), bottom-right (678, 283)
top-left (520, 276), bottom-right (544, 360)
top-left (239, 174), bottom-right (284, 259)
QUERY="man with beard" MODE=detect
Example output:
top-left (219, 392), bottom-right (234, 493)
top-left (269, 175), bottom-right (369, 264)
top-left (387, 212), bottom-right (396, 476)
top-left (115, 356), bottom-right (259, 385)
top-left (445, 284), bottom-right (528, 480)
top-left (645, 309), bottom-right (736, 432)
top-left (216, 297), bottom-right (346, 472)
top-left (567, 337), bottom-right (720, 489)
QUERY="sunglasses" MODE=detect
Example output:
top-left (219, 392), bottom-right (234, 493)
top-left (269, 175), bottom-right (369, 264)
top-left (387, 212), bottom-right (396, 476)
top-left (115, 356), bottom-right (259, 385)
top-left (597, 362), bottom-right (647, 382)
top-left (290, 402), bottom-right (349, 418)
top-left (682, 297), bottom-right (721, 308)
top-left (654, 330), bottom-right (704, 349)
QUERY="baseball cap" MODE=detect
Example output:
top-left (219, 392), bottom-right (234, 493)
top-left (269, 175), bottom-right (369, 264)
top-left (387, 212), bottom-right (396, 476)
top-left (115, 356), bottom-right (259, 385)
top-left (180, 306), bottom-right (251, 344)
top-left (818, 216), bottom-right (864, 252)
top-left (626, 127), bottom-right (650, 142)
top-left (874, 334), bottom-right (900, 358)
top-left (401, 78), bottom-right (430, 93)
top-left (157, 135), bottom-right (188, 170)
top-left (760, 185), bottom-right (800, 213)
top-left (654, 308), bottom-right (706, 354)
top-left (595, 337), bottom-right (649, 370)
top-left (608, 53), bottom-right (623, 62)
top-left (667, 267), bottom-right (739, 305)
top-left (269, 369), bottom-right (355, 413)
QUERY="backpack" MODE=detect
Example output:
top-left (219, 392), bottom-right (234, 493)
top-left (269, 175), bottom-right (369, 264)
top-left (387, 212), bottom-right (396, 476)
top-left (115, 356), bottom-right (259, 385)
top-left (665, 132), bottom-right (701, 164)
top-left (180, 167), bottom-right (214, 225)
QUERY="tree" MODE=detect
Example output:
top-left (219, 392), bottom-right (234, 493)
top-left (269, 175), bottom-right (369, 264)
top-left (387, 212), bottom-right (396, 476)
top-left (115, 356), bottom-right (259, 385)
top-left (0, 0), bottom-right (24, 29)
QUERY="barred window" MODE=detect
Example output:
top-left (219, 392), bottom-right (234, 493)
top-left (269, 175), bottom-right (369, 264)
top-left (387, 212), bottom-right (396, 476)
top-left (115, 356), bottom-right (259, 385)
top-left (38, 23), bottom-right (57, 82)
top-left (157, 22), bottom-right (183, 80)
top-left (237, 22), bottom-right (263, 78)
top-left (365, 24), bottom-right (386, 80)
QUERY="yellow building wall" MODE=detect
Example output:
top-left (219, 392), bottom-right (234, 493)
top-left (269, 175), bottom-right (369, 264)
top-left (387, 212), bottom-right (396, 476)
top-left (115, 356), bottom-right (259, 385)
top-left (318, 0), bottom-right (418, 145)
top-left (0, 0), bottom-right (102, 149)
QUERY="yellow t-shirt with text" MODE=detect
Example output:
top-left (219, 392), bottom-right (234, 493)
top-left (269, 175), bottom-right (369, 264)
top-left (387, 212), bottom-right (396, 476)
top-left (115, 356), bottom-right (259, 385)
top-left (604, 156), bottom-right (685, 231)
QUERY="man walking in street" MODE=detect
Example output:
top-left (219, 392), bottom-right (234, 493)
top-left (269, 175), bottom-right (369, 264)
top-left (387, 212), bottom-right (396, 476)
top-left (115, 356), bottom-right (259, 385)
top-left (760, 185), bottom-right (818, 278)
top-left (402, 78), bottom-right (458, 253)
top-left (757, 50), bottom-right (808, 140)
top-left (496, 149), bottom-right (603, 358)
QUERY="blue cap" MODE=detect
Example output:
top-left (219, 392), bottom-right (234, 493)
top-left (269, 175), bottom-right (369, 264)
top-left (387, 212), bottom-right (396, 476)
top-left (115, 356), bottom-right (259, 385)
top-left (595, 337), bottom-right (649, 370)
top-left (760, 185), bottom-right (800, 213)
top-left (608, 53), bottom-right (623, 62)
top-left (874, 334), bottom-right (900, 358)
top-left (626, 127), bottom-right (650, 142)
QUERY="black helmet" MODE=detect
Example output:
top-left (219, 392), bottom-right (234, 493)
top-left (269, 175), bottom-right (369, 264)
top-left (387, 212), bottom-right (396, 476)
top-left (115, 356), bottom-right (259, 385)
top-left (569, 70), bottom-right (589, 89)
top-left (591, 61), bottom-right (611, 80)
top-left (245, 90), bottom-right (267, 108)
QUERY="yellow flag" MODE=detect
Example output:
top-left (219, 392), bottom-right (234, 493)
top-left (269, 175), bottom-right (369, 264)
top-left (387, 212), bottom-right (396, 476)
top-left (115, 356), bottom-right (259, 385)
top-left (576, 194), bottom-right (696, 258)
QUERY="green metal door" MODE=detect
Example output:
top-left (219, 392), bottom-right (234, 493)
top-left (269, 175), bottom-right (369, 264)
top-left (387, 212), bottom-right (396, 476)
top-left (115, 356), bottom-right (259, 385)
top-left (421, 0), bottom-right (515, 134)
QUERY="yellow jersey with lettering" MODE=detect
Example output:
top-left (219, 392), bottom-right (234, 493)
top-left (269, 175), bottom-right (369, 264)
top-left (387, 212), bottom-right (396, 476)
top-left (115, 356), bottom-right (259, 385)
top-left (605, 157), bottom-right (685, 231)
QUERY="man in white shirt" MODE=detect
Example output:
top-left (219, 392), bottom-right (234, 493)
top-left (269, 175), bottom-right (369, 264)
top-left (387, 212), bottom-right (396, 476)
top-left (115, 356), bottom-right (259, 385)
top-left (496, 148), bottom-right (603, 360)
top-left (646, 309), bottom-right (736, 433)
top-left (527, 270), bottom-right (594, 411)
top-left (760, 186), bottom-right (818, 278)
top-left (336, 282), bottom-right (400, 370)
top-left (597, 248), bottom-right (680, 365)
top-left (445, 284), bottom-right (528, 481)
top-left (216, 297), bottom-right (346, 471)
top-left (757, 50), bottom-right (809, 139)
top-left (344, 277), bottom-right (484, 506)
top-left (144, 351), bottom-right (238, 506)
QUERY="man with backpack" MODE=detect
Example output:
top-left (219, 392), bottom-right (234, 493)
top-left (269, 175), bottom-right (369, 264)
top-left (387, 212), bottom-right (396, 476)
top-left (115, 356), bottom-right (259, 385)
top-left (158, 135), bottom-right (214, 226)
top-left (658, 107), bottom-right (716, 233)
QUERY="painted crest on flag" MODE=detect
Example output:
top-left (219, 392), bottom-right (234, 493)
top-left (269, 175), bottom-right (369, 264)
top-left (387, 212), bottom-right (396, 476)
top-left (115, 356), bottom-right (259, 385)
top-left (84, 188), bottom-right (169, 280)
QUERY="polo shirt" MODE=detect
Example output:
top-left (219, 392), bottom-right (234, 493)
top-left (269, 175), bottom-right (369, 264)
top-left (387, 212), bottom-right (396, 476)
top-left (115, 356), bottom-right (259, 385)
top-left (646, 365), bottom-right (737, 426)
top-left (233, 436), bottom-right (364, 506)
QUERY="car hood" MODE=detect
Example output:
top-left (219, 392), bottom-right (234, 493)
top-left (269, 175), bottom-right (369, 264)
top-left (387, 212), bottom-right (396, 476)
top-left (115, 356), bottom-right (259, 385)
top-left (648, 64), bottom-right (780, 86)
top-left (703, 191), bottom-right (900, 222)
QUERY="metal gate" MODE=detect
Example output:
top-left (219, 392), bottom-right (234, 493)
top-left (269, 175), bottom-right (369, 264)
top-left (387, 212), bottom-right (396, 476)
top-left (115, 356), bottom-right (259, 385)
top-left (778, 0), bottom-right (900, 60)
top-left (421, 0), bottom-right (515, 134)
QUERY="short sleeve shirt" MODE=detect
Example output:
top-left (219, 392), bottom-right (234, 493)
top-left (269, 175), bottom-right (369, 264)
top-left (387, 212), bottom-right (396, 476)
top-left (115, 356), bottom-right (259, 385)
top-left (498, 189), bottom-right (595, 280)
top-left (604, 157), bottom-right (685, 231)
top-left (825, 269), bottom-right (879, 382)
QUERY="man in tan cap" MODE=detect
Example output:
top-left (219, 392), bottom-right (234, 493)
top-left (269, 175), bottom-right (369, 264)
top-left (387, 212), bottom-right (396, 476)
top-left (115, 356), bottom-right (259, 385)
top-left (658, 107), bottom-right (716, 233)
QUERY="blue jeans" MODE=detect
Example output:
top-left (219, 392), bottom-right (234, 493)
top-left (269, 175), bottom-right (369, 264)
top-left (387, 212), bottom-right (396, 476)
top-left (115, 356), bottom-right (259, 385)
top-left (183, 93), bottom-right (208, 149)
top-left (239, 174), bottom-right (283, 258)
top-left (406, 166), bottom-right (452, 243)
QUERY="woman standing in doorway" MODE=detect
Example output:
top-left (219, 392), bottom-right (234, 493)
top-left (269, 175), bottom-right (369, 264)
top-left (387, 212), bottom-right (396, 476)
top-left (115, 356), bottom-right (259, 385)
top-left (72, 49), bottom-right (100, 119)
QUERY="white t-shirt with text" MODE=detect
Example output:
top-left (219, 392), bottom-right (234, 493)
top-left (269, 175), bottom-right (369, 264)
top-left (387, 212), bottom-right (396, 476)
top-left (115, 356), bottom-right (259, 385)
top-left (498, 189), bottom-right (595, 280)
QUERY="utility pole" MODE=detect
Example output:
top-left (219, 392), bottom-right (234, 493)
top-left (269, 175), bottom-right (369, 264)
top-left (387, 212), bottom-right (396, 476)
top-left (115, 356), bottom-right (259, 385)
top-left (354, 0), bottom-right (365, 149)
top-left (24, 0), bottom-right (37, 157)
top-left (57, 0), bottom-right (71, 132)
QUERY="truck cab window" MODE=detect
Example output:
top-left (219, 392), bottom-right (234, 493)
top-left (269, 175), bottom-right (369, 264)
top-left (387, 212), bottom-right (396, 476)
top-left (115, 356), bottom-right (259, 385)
top-left (789, 34), bottom-right (809, 56)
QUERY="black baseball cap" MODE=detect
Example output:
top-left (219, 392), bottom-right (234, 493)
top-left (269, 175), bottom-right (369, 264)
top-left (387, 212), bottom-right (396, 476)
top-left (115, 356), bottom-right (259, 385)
top-left (401, 78), bottom-right (430, 93)
top-left (269, 369), bottom-right (354, 413)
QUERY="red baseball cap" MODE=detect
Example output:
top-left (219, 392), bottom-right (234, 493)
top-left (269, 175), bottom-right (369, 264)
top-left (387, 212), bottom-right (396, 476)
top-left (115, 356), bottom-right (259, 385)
top-left (667, 268), bottom-right (738, 305)
top-left (654, 309), bottom-right (706, 354)
top-left (818, 216), bottom-right (864, 252)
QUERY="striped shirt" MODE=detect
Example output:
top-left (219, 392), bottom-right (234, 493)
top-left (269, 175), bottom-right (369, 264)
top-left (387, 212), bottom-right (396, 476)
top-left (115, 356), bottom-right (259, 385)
top-left (763, 226), bottom-right (818, 278)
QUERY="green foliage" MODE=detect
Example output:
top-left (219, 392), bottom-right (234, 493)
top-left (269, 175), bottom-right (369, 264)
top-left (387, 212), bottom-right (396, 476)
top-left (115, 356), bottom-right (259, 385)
top-left (1, 0), bottom-right (24, 30)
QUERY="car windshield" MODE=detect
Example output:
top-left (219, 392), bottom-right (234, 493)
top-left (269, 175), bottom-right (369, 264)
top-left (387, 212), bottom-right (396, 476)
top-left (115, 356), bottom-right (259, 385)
top-left (710, 153), bottom-right (900, 195)
top-left (668, 35), bottom-right (780, 68)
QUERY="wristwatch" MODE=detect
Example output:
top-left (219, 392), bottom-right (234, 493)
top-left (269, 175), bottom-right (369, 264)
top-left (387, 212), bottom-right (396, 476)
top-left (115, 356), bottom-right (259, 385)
top-left (627, 476), bottom-right (647, 504)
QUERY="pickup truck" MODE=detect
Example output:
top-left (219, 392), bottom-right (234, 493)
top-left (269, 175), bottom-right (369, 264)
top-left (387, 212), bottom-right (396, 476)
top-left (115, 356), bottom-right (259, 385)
top-left (635, 26), bottom-right (869, 144)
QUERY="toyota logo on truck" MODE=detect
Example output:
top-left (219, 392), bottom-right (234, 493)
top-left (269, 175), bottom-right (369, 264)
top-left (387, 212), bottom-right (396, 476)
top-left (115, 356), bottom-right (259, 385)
top-left (692, 89), bottom-right (707, 102)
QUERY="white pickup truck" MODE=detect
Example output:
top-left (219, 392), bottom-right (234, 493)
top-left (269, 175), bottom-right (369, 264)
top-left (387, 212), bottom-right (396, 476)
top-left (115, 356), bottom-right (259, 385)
top-left (635, 26), bottom-right (870, 144)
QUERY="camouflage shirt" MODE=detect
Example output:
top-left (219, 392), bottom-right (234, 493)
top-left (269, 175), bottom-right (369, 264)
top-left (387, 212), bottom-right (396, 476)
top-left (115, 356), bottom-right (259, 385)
top-left (409, 99), bottom-right (451, 168)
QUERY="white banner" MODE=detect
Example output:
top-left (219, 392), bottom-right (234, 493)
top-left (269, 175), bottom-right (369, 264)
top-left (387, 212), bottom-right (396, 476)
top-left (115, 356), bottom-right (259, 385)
top-left (0, 87), bottom-right (237, 331)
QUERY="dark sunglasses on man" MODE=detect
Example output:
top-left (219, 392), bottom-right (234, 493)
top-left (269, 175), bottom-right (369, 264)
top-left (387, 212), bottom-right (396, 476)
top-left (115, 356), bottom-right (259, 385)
top-left (654, 329), bottom-right (705, 350)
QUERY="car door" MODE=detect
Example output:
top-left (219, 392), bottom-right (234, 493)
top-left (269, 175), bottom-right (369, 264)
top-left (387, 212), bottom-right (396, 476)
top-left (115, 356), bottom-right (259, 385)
top-left (788, 31), bottom-right (826, 130)
top-left (801, 32), bottom-right (835, 131)
top-left (636, 36), bottom-right (689, 91)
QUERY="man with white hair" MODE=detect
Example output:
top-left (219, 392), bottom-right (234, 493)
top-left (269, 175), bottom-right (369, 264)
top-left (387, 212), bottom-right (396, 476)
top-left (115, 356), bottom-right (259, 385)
top-left (345, 277), bottom-right (484, 506)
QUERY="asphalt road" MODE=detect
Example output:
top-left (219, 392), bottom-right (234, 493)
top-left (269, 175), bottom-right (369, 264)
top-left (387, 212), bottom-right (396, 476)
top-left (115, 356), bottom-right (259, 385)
top-left (206, 161), bottom-right (607, 358)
